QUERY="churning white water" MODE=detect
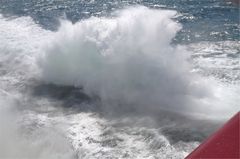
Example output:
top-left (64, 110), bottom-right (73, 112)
top-left (40, 7), bottom-right (238, 117)
top-left (0, 6), bottom-right (239, 159)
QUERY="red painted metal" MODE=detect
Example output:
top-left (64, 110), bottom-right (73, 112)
top-left (186, 112), bottom-right (240, 159)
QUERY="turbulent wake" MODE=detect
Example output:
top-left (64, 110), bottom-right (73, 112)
top-left (0, 5), bottom-right (239, 159)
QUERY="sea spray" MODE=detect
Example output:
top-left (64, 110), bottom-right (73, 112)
top-left (39, 7), bottom-right (212, 116)
top-left (0, 4), bottom-right (239, 158)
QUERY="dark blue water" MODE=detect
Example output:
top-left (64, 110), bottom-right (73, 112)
top-left (0, 0), bottom-right (239, 43)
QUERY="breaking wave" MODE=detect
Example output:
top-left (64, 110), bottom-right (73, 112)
top-left (0, 5), bottom-right (239, 159)
top-left (40, 6), bottom-right (223, 117)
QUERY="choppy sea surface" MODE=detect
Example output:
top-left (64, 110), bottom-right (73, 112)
top-left (0, 0), bottom-right (239, 158)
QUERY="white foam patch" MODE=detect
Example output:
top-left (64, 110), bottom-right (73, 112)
top-left (0, 112), bottom-right (76, 159)
top-left (186, 41), bottom-right (240, 119)
top-left (189, 41), bottom-right (240, 83)
top-left (0, 95), bottom-right (75, 159)
top-left (0, 15), bottom-right (75, 159)
top-left (60, 113), bottom-right (197, 158)
top-left (0, 14), bottom-right (53, 86)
